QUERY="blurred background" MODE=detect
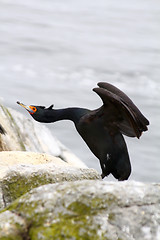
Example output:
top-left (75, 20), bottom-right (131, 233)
top-left (0, 0), bottom-right (160, 182)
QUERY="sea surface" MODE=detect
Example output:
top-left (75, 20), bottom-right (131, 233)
top-left (0, 0), bottom-right (160, 182)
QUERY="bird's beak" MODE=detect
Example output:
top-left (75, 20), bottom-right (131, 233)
top-left (17, 101), bottom-right (34, 113)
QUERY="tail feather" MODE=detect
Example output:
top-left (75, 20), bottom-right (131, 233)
top-left (100, 133), bottom-right (131, 181)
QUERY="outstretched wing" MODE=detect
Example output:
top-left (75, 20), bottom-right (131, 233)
top-left (93, 82), bottom-right (149, 138)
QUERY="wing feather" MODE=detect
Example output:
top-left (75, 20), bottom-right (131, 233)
top-left (93, 82), bottom-right (149, 138)
top-left (98, 82), bottom-right (149, 127)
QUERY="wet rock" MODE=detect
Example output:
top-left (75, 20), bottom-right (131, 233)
top-left (0, 180), bottom-right (160, 240)
top-left (0, 151), bottom-right (101, 209)
top-left (0, 104), bottom-right (86, 168)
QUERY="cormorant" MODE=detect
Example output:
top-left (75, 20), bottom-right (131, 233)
top-left (17, 82), bottom-right (149, 180)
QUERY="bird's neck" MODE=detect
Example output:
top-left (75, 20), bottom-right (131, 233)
top-left (40, 107), bottom-right (89, 124)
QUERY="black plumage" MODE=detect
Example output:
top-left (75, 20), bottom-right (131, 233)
top-left (17, 82), bottom-right (149, 180)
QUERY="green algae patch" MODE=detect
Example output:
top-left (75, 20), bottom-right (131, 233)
top-left (1, 169), bottom-right (101, 207)
top-left (1, 172), bottom-right (57, 204)
top-left (90, 194), bottom-right (118, 209)
top-left (0, 230), bottom-right (25, 240)
top-left (29, 223), bottom-right (102, 240)
top-left (2, 191), bottom-right (116, 240)
top-left (29, 213), bottom-right (106, 240)
top-left (0, 182), bottom-right (121, 240)
top-left (108, 212), bottom-right (115, 221)
top-left (27, 196), bottom-right (118, 239)
top-left (0, 235), bottom-right (23, 240)
top-left (67, 201), bottom-right (91, 215)
top-left (5, 197), bottom-right (48, 226)
top-left (67, 193), bottom-right (118, 217)
top-left (4, 198), bottom-right (107, 240)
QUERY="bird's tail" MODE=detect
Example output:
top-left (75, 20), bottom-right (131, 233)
top-left (100, 133), bottom-right (131, 181)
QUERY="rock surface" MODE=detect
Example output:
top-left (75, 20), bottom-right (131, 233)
top-left (0, 180), bottom-right (160, 240)
top-left (0, 103), bottom-right (159, 240)
top-left (0, 151), bottom-right (101, 209)
top-left (0, 104), bottom-right (86, 168)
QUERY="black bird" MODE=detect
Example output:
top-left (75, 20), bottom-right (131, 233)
top-left (17, 82), bottom-right (149, 180)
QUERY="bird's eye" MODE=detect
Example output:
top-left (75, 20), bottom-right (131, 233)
top-left (29, 106), bottom-right (37, 113)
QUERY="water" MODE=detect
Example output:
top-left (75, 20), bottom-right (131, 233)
top-left (0, 0), bottom-right (160, 182)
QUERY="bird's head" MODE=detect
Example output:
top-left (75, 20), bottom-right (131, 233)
top-left (17, 101), bottom-right (54, 122)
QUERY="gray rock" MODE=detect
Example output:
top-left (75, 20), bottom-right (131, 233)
top-left (0, 151), bottom-right (101, 209)
top-left (0, 180), bottom-right (160, 240)
top-left (0, 211), bottom-right (27, 240)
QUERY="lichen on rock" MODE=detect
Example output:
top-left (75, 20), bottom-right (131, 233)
top-left (1, 180), bottom-right (160, 240)
top-left (0, 152), bottom-right (100, 208)
top-left (2, 181), bottom-right (118, 240)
